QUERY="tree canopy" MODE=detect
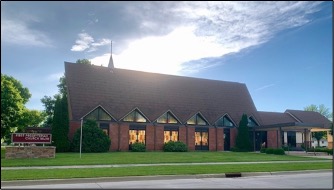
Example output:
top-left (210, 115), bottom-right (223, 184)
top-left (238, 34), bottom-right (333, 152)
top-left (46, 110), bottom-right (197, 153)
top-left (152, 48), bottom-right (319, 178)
top-left (1, 74), bottom-right (44, 142)
top-left (304, 104), bottom-right (333, 147)
top-left (76, 59), bottom-right (91, 65)
top-left (304, 104), bottom-right (332, 121)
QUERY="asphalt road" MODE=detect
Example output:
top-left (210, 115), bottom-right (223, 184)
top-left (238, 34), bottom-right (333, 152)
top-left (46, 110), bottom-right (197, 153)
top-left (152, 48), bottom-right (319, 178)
top-left (2, 171), bottom-right (332, 189)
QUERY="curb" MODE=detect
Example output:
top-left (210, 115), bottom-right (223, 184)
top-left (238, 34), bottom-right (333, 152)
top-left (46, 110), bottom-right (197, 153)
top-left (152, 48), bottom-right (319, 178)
top-left (1, 169), bottom-right (332, 187)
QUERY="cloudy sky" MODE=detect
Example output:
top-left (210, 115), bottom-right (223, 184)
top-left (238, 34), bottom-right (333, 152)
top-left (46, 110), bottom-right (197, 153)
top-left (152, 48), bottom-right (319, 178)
top-left (1, 1), bottom-right (332, 115)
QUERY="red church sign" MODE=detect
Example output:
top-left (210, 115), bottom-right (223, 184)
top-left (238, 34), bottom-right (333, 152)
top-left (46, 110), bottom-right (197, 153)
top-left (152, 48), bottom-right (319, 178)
top-left (11, 133), bottom-right (52, 144)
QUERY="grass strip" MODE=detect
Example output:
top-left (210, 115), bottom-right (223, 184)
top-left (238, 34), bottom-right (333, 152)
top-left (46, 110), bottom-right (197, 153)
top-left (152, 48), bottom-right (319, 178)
top-left (1, 162), bottom-right (331, 181)
top-left (1, 151), bottom-right (327, 167)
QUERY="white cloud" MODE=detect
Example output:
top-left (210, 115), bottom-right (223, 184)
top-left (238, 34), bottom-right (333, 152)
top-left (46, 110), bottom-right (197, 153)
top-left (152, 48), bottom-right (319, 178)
top-left (71, 33), bottom-right (110, 52)
top-left (255, 84), bottom-right (275, 91)
top-left (91, 2), bottom-right (323, 75)
top-left (1, 19), bottom-right (52, 47)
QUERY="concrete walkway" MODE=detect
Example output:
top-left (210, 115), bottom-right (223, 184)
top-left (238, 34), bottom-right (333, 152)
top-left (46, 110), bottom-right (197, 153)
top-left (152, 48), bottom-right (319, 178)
top-left (1, 160), bottom-right (332, 170)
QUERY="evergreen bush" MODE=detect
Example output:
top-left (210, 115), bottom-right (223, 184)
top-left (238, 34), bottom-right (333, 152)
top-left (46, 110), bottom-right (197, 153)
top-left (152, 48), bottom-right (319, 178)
top-left (273, 148), bottom-right (285, 155)
top-left (260, 148), bottom-right (267, 153)
top-left (71, 119), bottom-right (111, 152)
top-left (265, 148), bottom-right (274, 154)
top-left (235, 114), bottom-right (252, 152)
top-left (163, 141), bottom-right (188, 152)
top-left (131, 142), bottom-right (146, 152)
top-left (52, 96), bottom-right (70, 152)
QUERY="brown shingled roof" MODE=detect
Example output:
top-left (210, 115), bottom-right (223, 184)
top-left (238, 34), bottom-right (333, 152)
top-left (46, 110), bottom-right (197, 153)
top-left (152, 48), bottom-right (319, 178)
top-left (285, 109), bottom-right (332, 128)
top-left (258, 111), bottom-right (298, 125)
top-left (65, 62), bottom-right (261, 125)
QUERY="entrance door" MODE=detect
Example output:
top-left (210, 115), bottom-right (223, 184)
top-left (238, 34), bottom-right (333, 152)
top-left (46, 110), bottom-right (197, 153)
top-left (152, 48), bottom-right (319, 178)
top-left (224, 128), bottom-right (230, 151)
top-left (195, 128), bottom-right (209, 150)
top-left (287, 131), bottom-right (296, 147)
top-left (255, 131), bottom-right (267, 151)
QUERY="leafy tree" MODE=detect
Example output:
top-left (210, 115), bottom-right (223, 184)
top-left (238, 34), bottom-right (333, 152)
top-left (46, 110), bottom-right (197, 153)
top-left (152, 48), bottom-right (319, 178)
top-left (2, 74), bottom-right (31, 104)
top-left (76, 59), bottom-right (91, 65)
top-left (304, 104), bottom-right (333, 147)
top-left (40, 75), bottom-right (65, 127)
top-left (71, 120), bottom-right (111, 152)
top-left (304, 104), bottom-right (332, 121)
top-left (51, 95), bottom-right (70, 152)
top-left (41, 95), bottom-right (57, 127)
top-left (16, 108), bottom-right (45, 132)
top-left (1, 76), bottom-right (24, 140)
top-left (235, 114), bottom-right (252, 152)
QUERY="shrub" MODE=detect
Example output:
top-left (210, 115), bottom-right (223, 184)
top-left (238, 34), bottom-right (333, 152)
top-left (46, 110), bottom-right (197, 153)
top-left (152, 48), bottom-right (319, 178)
top-left (260, 148), bottom-right (266, 153)
top-left (235, 114), bottom-right (252, 152)
top-left (131, 142), bottom-right (146, 152)
top-left (273, 148), bottom-right (285, 155)
top-left (71, 120), bottom-right (111, 153)
top-left (326, 149), bottom-right (333, 155)
top-left (230, 147), bottom-right (240, 152)
top-left (265, 148), bottom-right (274, 154)
top-left (163, 141), bottom-right (188, 152)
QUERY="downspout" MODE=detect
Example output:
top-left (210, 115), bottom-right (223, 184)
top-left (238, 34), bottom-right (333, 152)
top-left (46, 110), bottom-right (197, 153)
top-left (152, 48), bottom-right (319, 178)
top-left (253, 128), bottom-right (255, 151)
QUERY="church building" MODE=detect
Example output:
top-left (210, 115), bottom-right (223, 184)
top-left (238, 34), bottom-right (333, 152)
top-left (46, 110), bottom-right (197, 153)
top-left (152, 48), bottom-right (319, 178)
top-left (64, 52), bottom-right (331, 151)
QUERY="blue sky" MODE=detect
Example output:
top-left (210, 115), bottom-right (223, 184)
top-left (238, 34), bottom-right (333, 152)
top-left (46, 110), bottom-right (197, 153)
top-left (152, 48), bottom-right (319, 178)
top-left (1, 2), bottom-right (332, 116)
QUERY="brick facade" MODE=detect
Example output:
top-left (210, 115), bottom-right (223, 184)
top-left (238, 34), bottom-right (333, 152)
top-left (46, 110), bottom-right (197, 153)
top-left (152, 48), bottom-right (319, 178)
top-left (217, 128), bottom-right (224, 151)
top-left (267, 130), bottom-right (280, 148)
top-left (209, 127), bottom-right (216, 151)
top-left (68, 121), bottom-right (81, 140)
top-left (187, 127), bottom-right (195, 151)
top-left (146, 125), bottom-right (155, 151)
top-left (119, 123), bottom-right (129, 151)
top-left (154, 125), bottom-right (164, 151)
top-left (110, 123), bottom-right (119, 151)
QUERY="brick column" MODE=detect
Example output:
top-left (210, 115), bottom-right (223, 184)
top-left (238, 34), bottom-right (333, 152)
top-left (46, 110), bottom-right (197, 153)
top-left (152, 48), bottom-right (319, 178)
top-left (119, 123), bottom-right (129, 151)
top-left (155, 125), bottom-right (164, 151)
top-left (217, 127), bottom-right (224, 151)
top-left (146, 125), bottom-right (154, 151)
top-left (209, 127), bottom-right (216, 151)
top-left (187, 126), bottom-right (195, 151)
top-left (110, 122), bottom-right (119, 151)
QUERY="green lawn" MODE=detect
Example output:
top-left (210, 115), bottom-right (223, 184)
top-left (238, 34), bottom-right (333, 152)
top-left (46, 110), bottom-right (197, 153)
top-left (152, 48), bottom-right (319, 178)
top-left (1, 151), bottom-right (328, 167)
top-left (1, 162), bottom-right (331, 181)
top-left (2, 149), bottom-right (332, 181)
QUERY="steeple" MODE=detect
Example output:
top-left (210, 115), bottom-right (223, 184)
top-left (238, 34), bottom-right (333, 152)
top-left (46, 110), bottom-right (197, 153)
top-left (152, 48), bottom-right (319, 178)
top-left (108, 41), bottom-right (114, 70)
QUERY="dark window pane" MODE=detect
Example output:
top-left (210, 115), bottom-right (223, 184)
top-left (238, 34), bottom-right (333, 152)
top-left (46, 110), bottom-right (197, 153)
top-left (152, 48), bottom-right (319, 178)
top-left (187, 115), bottom-right (196, 125)
top-left (85, 109), bottom-right (98, 120)
top-left (135, 111), bottom-right (147, 122)
top-left (123, 111), bottom-right (135, 122)
top-left (98, 108), bottom-right (112, 121)
top-left (167, 112), bottom-right (178, 124)
top-left (157, 112), bottom-right (168, 123)
top-left (197, 115), bottom-right (207, 125)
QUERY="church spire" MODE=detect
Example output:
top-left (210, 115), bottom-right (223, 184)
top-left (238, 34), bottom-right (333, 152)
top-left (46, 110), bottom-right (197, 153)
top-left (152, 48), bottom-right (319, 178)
top-left (108, 41), bottom-right (114, 70)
